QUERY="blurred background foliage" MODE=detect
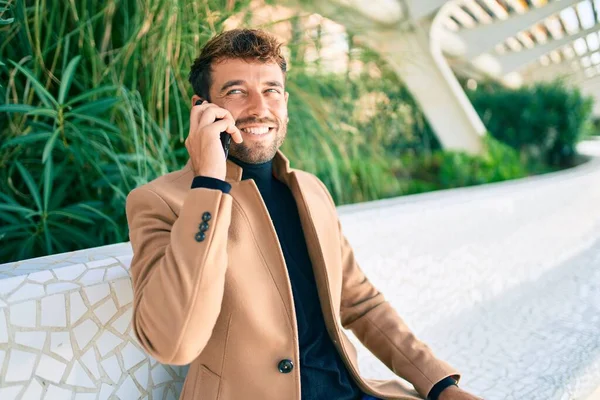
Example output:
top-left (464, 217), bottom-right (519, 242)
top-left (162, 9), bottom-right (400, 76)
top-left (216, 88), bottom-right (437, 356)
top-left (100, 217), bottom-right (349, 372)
top-left (0, 0), bottom-right (595, 262)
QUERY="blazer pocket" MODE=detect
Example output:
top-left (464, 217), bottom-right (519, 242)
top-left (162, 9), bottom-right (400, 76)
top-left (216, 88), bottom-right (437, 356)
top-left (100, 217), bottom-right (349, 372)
top-left (196, 364), bottom-right (221, 400)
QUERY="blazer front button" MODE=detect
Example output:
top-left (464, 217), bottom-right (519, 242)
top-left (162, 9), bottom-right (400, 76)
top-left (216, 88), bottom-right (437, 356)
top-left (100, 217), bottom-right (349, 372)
top-left (278, 359), bottom-right (294, 374)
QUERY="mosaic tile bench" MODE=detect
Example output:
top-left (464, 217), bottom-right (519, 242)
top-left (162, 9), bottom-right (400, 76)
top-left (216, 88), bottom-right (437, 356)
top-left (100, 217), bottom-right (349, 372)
top-left (1, 140), bottom-right (599, 400)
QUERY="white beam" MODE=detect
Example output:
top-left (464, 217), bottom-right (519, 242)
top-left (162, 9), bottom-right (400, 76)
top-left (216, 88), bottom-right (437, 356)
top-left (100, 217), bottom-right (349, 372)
top-left (407, 0), bottom-right (449, 20)
top-left (498, 25), bottom-right (600, 74)
top-left (458, 0), bottom-right (580, 59)
top-left (360, 25), bottom-right (486, 154)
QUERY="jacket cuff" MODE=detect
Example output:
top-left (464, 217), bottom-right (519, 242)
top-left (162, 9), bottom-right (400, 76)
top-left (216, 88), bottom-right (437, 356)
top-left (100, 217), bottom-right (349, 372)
top-left (191, 176), bottom-right (232, 194)
top-left (428, 376), bottom-right (458, 400)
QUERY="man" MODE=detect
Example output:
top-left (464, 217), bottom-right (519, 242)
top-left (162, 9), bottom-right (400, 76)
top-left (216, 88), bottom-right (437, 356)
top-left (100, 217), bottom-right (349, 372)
top-left (126, 29), bottom-right (481, 400)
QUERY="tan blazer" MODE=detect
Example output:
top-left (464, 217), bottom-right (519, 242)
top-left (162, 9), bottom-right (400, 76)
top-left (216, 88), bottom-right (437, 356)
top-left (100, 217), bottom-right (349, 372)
top-left (125, 150), bottom-right (459, 400)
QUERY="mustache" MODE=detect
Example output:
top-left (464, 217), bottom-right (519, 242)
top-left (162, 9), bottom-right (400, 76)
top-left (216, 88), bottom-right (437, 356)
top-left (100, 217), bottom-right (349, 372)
top-left (235, 116), bottom-right (279, 127)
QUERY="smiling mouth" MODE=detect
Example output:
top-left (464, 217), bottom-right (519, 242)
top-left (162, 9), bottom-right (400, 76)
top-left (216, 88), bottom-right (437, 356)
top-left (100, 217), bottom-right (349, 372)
top-left (240, 126), bottom-right (275, 135)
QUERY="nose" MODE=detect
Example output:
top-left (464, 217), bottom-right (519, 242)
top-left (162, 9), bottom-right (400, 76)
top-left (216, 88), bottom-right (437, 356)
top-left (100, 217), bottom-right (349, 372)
top-left (246, 91), bottom-right (269, 118)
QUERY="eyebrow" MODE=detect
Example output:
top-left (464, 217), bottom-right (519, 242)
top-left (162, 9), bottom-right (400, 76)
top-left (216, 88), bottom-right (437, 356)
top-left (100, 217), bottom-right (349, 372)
top-left (219, 79), bottom-right (284, 93)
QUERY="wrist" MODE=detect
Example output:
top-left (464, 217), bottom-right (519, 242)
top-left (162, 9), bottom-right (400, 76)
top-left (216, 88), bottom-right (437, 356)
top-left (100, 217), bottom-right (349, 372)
top-left (428, 376), bottom-right (458, 400)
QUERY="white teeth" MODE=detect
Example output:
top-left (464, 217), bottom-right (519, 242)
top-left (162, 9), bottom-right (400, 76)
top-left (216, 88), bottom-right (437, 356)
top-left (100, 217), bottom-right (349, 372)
top-left (241, 127), bottom-right (270, 135)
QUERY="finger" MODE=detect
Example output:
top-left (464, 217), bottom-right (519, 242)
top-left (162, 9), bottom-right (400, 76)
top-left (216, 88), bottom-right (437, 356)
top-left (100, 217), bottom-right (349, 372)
top-left (197, 106), bottom-right (235, 130)
top-left (223, 122), bottom-right (243, 144)
top-left (189, 100), bottom-right (210, 134)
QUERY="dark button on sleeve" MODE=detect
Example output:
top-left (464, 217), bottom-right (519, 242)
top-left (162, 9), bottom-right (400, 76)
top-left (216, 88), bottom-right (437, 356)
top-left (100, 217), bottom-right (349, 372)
top-left (278, 359), bottom-right (294, 374)
top-left (202, 212), bottom-right (212, 222)
top-left (199, 222), bottom-right (209, 232)
top-left (195, 232), bottom-right (206, 242)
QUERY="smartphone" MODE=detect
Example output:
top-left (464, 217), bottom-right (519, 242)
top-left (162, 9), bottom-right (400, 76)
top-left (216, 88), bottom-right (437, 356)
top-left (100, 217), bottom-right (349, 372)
top-left (195, 100), bottom-right (232, 158)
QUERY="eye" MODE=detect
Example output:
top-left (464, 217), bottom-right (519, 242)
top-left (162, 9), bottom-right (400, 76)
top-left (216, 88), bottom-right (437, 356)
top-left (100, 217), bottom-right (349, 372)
top-left (265, 88), bottom-right (281, 94)
top-left (226, 89), bottom-right (244, 95)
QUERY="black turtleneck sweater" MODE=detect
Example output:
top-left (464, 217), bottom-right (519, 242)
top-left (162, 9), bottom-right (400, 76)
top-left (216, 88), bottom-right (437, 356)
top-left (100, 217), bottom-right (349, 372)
top-left (190, 157), bottom-right (457, 400)
top-left (192, 156), bottom-right (362, 400)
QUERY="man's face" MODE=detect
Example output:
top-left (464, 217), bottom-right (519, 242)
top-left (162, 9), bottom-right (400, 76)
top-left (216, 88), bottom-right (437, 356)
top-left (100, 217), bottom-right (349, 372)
top-left (198, 58), bottom-right (289, 164)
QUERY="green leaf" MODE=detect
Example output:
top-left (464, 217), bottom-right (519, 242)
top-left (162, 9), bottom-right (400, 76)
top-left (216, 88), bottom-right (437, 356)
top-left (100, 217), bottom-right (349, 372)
top-left (48, 210), bottom-right (94, 224)
top-left (9, 61), bottom-right (59, 109)
top-left (42, 156), bottom-right (54, 211)
top-left (26, 109), bottom-right (58, 118)
top-left (0, 203), bottom-right (35, 215)
top-left (0, 104), bottom-right (36, 113)
top-left (58, 56), bottom-right (81, 104)
top-left (70, 97), bottom-right (119, 115)
top-left (65, 85), bottom-right (120, 106)
top-left (42, 128), bottom-right (61, 163)
top-left (1, 132), bottom-right (52, 148)
top-left (68, 112), bottom-right (120, 133)
top-left (15, 161), bottom-right (42, 212)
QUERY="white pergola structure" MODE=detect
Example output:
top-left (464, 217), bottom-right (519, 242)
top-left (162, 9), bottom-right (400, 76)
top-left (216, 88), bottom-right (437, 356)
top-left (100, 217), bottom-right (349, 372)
top-left (280, 0), bottom-right (600, 153)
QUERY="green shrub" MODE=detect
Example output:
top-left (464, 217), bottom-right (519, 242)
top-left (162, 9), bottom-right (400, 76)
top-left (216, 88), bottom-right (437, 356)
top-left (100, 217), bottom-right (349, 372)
top-left (467, 80), bottom-right (594, 168)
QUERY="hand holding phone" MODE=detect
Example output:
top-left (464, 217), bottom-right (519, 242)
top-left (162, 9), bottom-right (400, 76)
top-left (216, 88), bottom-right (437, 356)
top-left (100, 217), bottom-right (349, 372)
top-left (186, 100), bottom-right (243, 180)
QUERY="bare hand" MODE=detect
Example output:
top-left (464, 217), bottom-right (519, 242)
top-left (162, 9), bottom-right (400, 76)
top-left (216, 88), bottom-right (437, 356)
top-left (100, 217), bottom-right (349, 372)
top-left (185, 101), bottom-right (243, 180)
top-left (438, 386), bottom-right (484, 400)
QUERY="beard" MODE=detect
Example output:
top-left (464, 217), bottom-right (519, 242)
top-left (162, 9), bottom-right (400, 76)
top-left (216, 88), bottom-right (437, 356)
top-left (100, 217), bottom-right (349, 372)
top-left (229, 115), bottom-right (287, 164)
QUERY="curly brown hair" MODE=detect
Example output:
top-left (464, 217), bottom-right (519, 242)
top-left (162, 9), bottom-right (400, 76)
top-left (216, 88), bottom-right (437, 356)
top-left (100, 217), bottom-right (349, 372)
top-left (188, 29), bottom-right (287, 101)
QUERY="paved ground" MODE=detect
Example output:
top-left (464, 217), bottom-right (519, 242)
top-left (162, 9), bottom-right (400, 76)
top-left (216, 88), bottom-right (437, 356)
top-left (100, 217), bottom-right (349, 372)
top-left (338, 139), bottom-right (600, 400)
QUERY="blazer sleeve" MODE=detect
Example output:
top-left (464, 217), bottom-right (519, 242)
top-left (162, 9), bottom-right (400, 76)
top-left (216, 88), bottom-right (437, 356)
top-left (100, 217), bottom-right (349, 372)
top-left (315, 179), bottom-right (460, 398)
top-left (125, 186), bottom-right (232, 365)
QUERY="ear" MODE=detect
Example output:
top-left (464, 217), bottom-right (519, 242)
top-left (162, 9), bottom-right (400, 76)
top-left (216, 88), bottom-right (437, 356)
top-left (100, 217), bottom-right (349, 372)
top-left (191, 94), bottom-right (205, 107)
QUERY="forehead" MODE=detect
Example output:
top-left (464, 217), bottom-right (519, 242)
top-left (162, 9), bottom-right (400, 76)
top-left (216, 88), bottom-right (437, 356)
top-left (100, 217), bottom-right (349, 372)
top-left (210, 58), bottom-right (284, 86)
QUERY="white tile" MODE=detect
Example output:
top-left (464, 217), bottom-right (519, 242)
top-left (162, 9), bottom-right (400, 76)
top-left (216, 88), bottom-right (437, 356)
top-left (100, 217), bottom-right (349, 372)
top-left (35, 354), bottom-right (67, 383)
top-left (7, 283), bottom-right (45, 303)
top-left (105, 266), bottom-right (128, 281)
top-left (112, 308), bottom-right (132, 335)
top-left (0, 350), bottom-right (5, 370)
top-left (0, 385), bottom-right (23, 400)
top-left (79, 269), bottom-right (105, 285)
top-left (151, 364), bottom-right (172, 385)
top-left (46, 282), bottom-right (79, 295)
top-left (54, 263), bottom-right (86, 280)
top-left (116, 375), bottom-right (141, 400)
top-left (15, 331), bottom-right (46, 350)
top-left (73, 319), bottom-right (99, 351)
top-left (44, 385), bottom-right (72, 400)
top-left (23, 378), bottom-right (43, 399)
top-left (152, 386), bottom-right (165, 400)
top-left (9, 300), bottom-right (36, 327)
top-left (96, 330), bottom-right (121, 357)
top-left (84, 283), bottom-right (110, 306)
top-left (41, 293), bottom-right (66, 327)
top-left (80, 347), bottom-right (100, 379)
top-left (28, 270), bottom-right (54, 283)
top-left (66, 360), bottom-right (96, 389)
top-left (70, 291), bottom-right (87, 325)
top-left (50, 332), bottom-right (74, 361)
top-left (112, 279), bottom-right (133, 307)
top-left (0, 310), bottom-right (7, 343)
top-left (122, 341), bottom-right (146, 371)
top-left (0, 275), bottom-right (25, 295)
top-left (98, 383), bottom-right (113, 400)
top-left (166, 388), bottom-right (177, 400)
top-left (133, 362), bottom-right (149, 389)
top-left (116, 254), bottom-right (133, 269)
top-left (87, 258), bottom-right (117, 269)
top-left (5, 349), bottom-right (37, 382)
top-left (94, 298), bottom-right (117, 325)
top-left (0, 298), bottom-right (7, 307)
top-left (101, 354), bottom-right (122, 384)
top-left (74, 393), bottom-right (97, 400)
